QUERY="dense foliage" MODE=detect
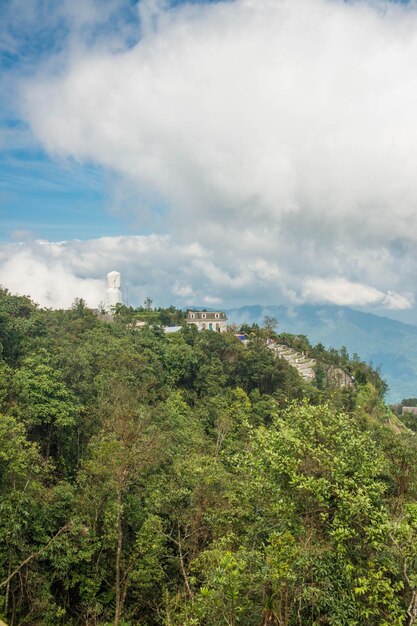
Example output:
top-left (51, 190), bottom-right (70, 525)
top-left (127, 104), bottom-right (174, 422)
top-left (0, 289), bottom-right (417, 626)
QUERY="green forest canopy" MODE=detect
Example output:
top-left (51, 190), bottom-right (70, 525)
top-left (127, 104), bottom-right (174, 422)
top-left (0, 288), bottom-right (417, 625)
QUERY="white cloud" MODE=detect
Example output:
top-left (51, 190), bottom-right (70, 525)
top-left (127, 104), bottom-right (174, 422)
top-left (302, 277), bottom-right (413, 309)
top-left (0, 236), bottom-right (246, 308)
top-left (0, 234), bottom-right (414, 312)
top-left (21, 0), bottom-right (417, 234)
top-left (172, 283), bottom-right (194, 298)
top-left (382, 290), bottom-right (414, 311)
top-left (6, 0), bottom-right (417, 312)
top-left (0, 246), bottom-right (104, 308)
top-left (203, 295), bottom-right (223, 305)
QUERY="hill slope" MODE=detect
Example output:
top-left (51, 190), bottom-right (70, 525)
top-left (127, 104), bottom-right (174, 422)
top-left (2, 289), bottom-right (417, 625)
top-left (227, 304), bottom-right (417, 402)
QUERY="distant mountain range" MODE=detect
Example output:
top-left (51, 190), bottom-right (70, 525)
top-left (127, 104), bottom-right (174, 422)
top-left (226, 304), bottom-right (417, 403)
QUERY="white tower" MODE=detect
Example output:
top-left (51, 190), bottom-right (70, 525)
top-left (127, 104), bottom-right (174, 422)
top-left (106, 271), bottom-right (122, 312)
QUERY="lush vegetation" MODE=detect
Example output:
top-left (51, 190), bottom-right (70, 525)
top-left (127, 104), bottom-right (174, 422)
top-left (109, 301), bottom-right (186, 327)
top-left (1, 289), bottom-right (417, 626)
top-left (392, 399), bottom-right (417, 433)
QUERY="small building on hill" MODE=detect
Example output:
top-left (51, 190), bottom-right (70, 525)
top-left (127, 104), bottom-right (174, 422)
top-left (402, 406), bottom-right (417, 417)
top-left (186, 310), bottom-right (228, 332)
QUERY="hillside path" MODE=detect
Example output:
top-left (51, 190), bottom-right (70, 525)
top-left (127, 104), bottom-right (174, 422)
top-left (267, 341), bottom-right (317, 381)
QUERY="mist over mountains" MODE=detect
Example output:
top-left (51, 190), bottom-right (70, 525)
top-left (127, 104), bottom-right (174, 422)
top-left (226, 304), bottom-right (417, 403)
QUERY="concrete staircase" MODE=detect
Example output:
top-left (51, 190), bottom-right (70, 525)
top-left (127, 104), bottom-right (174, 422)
top-left (268, 342), bottom-right (317, 382)
top-left (267, 341), bottom-right (354, 387)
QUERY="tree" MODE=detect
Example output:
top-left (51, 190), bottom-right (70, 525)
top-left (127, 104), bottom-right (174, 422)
top-left (76, 376), bottom-right (167, 625)
top-left (144, 297), bottom-right (153, 311)
top-left (12, 351), bottom-right (79, 462)
top-left (0, 415), bottom-right (48, 620)
top-left (263, 316), bottom-right (278, 334)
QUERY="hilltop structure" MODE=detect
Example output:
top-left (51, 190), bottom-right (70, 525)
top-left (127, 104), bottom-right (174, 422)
top-left (402, 406), bottom-right (417, 416)
top-left (105, 271), bottom-right (122, 312)
top-left (186, 310), bottom-right (228, 332)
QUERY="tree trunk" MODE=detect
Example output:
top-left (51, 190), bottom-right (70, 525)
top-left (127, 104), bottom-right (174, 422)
top-left (45, 423), bottom-right (52, 460)
top-left (4, 558), bottom-right (11, 616)
top-left (408, 589), bottom-right (417, 626)
top-left (114, 481), bottom-right (123, 626)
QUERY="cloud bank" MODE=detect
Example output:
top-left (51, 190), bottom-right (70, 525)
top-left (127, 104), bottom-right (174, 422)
top-left (0, 235), bottom-right (412, 312)
top-left (4, 0), bottom-right (417, 311)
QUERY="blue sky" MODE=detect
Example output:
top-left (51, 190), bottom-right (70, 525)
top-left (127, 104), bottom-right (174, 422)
top-left (1, 0), bottom-right (146, 242)
top-left (1, 0), bottom-right (417, 317)
top-left (0, 147), bottom-right (126, 241)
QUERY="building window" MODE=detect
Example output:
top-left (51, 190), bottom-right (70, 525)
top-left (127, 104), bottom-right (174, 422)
top-left (215, 313), bottom-right (219, 319)
top-left (202, 313), bottom-right (206, 319)
top-left (202, 323), bottom-right (206, 330)
top-left (190, 313), bottom-right (195, 319)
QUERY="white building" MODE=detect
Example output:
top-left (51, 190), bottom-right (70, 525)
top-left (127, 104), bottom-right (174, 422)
top-left (186, 310), bottom-right (228, 332)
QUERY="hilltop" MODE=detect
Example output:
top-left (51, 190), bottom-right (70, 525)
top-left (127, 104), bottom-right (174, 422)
top-left (227, 304), bottom-right (417, 402)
